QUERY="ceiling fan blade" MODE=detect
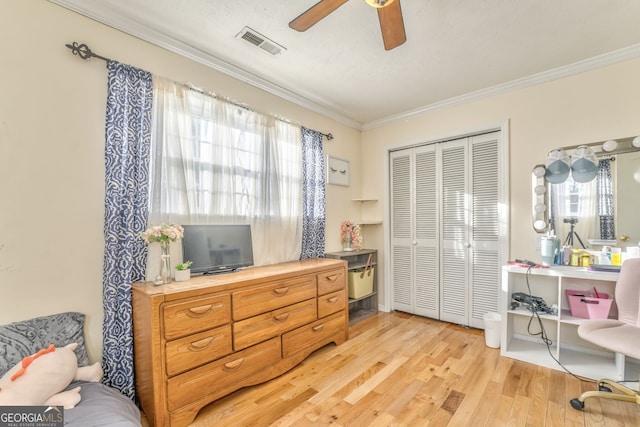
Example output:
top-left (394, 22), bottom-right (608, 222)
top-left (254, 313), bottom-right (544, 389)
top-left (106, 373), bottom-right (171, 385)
top-left (377, 0), bottom-right (406, 50)
top-left (289, 0), bottom-right (349, 32)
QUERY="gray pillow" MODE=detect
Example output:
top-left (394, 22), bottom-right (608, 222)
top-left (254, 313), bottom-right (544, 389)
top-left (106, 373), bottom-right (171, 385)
top-left (64, 382), bottom-right (141, 426)
top-left (0, 312), bottom-right (90, 377)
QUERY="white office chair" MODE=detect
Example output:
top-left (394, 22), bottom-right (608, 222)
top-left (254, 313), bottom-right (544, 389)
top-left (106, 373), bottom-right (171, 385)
top-left (570, 258), bottom-right (640, 410)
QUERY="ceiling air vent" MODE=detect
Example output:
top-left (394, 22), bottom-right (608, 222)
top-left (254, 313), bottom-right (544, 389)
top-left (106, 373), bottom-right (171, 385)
top-left (235, 26), bottom-right (286, 56)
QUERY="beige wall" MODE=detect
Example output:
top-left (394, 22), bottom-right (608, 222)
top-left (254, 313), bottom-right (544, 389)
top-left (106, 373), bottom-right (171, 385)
top-left (3, 2), bottom-right (640, 361)
top-left (361, 58), bottom-right (640, 307)
top-left (0, 1), bottom-right (362, 361)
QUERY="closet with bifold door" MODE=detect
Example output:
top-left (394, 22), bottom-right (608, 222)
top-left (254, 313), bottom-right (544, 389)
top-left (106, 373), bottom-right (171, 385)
top-left (390, 131), bottom-right (504, 329)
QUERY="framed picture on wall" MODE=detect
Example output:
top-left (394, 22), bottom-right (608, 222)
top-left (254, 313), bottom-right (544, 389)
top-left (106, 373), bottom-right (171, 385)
top-left (326, 155), bottom-right (350, 186)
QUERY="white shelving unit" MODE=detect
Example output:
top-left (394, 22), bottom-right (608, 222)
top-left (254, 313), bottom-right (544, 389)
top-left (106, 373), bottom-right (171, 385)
top-left (501, 265), bottom-right (640, 381)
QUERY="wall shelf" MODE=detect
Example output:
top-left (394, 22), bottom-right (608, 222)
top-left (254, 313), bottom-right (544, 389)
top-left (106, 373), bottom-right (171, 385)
top-left (352, 198), bottom-right (381, 224)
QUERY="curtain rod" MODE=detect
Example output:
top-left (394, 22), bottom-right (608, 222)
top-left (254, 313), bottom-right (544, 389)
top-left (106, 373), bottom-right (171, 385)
top-left (65, 42), bottom-right (111, 62)
top-left (64, 41), bottom-right (333, 141)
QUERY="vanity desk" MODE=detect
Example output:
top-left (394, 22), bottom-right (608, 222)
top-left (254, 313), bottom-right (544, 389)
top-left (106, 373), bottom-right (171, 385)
top-left (501, 264), bottom-right (639, 381)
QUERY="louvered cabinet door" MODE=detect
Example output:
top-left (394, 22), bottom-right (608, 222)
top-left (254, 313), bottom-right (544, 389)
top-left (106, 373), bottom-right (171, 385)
top-left (468, 133), bottom-right (500, 329)
top-left (413, 145), bottom-right (439, 319)
top-left (439, 139), bottom-right (469, 326)
top-left (390, 151), bottom-right (414, 313)
top-left (389, 131), bottom-right (502, 328)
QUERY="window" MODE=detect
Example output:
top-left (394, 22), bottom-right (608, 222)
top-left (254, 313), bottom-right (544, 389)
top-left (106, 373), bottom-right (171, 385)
top-left (148, 77), bottom-right (303, 265)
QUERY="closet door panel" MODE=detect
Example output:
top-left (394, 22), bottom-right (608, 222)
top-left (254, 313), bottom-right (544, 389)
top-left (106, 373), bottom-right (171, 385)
top-left (439, 141), bottom-right (469, 325)
top-left (414, 146), bottom-right (439, 318)
top-left (471, 249), bottom-right (499, 325)
top-left (390, 151), bottom-right (414, 313)
top-left (392, 246), bottom-right (413, 312)
top-left (469, 133), bottom-right (500, 328)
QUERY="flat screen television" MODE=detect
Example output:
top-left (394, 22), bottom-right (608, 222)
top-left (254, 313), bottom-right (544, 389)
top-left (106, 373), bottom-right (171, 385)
top-left (181, 224), bottom-right (254, 275)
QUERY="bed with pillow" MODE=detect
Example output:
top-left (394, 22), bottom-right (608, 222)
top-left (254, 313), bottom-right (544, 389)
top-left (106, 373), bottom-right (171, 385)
top-left (0, 312), bottom-right (141, 426)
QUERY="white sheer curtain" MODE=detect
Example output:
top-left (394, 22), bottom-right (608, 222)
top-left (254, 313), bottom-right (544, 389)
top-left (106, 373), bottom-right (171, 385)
top-left (149, 77), bottom-right (302, 265)
top-left (551, 176), bottom-right (597, 245)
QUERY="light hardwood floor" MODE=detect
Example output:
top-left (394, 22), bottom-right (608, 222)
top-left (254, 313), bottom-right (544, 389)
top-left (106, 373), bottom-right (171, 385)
top-left (146, 311), bottom-right (640, 426)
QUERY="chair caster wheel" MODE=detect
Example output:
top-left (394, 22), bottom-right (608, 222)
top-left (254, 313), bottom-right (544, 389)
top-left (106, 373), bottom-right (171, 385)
top-left (570, 398), bottom-right (585, 410)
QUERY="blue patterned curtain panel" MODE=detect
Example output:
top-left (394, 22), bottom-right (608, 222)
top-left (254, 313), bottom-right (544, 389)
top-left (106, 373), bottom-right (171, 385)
top-left (102, 61), bottom-right (153, 400)
top-left (300, 127), bottom-right (326, 259)
top-left (597, 159), bottom-right (615, 240)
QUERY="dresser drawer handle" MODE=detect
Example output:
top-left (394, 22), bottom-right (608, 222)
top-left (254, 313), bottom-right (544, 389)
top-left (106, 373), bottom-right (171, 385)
top-left (224, 358), bottom-right (245, 370)
top-left (188, 336), bottom-right (214, 352)
top-left (186, 304), bottom-right (214, 318)
top-left (324, 274), bottom-right (339, 283)
top-left (312, 324), bottom-right (325, 333)
top-left (326, 296), bottom-right (339, 304)
top-left (273, 312), bottom-right (290, 323)
top-left (272, 287), bottom-right (289, 296)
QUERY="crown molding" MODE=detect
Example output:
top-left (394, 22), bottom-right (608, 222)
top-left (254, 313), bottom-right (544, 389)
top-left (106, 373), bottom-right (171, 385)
top-left (49, 0), bottom-right (363, 130)
top-left (50, 1), bottom-right (640, 134)
top-left (362, 43), bottom-right (640, 131)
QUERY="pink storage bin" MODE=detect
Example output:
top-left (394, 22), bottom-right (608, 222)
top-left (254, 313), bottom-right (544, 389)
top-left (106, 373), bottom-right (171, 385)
top-left (566, 289), bottom-right (613, 319)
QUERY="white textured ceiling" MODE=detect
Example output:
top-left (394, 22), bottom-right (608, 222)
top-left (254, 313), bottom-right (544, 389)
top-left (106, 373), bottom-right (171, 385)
top-left (51, 0), bottom-right (640, 129)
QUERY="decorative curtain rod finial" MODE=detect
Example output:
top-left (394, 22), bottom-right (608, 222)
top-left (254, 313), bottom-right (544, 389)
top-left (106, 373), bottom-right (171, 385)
top-left (324, 133), bottom-right (334, 141)
top-left (65, 41), bottom-right (111, 62)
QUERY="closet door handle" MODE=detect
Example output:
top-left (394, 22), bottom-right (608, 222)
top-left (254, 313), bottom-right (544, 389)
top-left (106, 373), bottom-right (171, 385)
top-left (464, 242), bottom-right (471, 248)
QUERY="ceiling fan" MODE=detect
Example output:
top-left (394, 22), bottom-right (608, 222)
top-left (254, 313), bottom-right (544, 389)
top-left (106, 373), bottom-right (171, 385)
top-left (289, 0), bottom-right (406, 51)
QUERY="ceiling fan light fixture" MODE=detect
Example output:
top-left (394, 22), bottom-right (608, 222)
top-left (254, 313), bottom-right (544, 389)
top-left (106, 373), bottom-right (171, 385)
top-left (364, 0), bottom-right (396, 8)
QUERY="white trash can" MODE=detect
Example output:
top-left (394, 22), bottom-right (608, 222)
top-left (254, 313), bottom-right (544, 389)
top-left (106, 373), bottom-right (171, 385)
top-left (483, 312), bottom-right (501, 348)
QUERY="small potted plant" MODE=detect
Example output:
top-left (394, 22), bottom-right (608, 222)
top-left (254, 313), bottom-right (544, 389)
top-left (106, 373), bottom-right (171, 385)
top-left (175, 261), bottom-right (193, 282)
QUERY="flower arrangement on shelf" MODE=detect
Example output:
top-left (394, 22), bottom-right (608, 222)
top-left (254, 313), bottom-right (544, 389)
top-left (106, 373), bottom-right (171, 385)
top-left (175, 261), bottom-right (192, 271)
top-left (141, 224), bottom-right (184, 244)
top-left (340, 220), bottom-right (362, 251)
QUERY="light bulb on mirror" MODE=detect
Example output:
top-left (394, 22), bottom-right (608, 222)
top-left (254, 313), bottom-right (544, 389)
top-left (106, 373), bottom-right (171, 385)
top-left (533, 219), bottom-right (547, 231)
top-left (534, 184), bottom-right (546, 194)
top-left (632, 136), bottom-right (640, 148)
top-left (602, 139), bottom-right (618, 152)
top-left (534, 203), bottom-right (547, 213)
top-left (532, 165), bottom-right (546, 177)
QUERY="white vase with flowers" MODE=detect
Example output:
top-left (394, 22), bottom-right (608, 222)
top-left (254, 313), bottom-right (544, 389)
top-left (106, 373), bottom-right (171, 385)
top-left (141, 224), bottom-right (184, 285)
top-left (340, 220), bottom-right (362, 252)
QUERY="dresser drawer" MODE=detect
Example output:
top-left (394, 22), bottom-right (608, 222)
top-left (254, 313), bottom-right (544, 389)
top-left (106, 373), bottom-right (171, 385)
top-left (167, 337), bottom-right (281, 411)
top-left (317, 268), bottom-right (345, 295)
top-left (233, 299), bottom-right (317, 351)
top-left (165, 324), bottom-right (232, 377)
top-left (232, 275), bottom-right (316, 320)
top-left (282, 312), bottom-right (346, 357)
top-left (317, 289), bottom-right (346, 318)
top-left (164, 294), bottom-right (231, 340)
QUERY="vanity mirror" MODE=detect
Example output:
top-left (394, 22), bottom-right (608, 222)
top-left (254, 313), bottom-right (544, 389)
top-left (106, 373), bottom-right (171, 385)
top-left (532, 136), bottom-right (640, 247)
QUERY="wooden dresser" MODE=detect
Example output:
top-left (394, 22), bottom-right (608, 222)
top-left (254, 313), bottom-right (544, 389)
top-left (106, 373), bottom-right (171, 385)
top-left (132, 258), bottom-right (348, 427)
